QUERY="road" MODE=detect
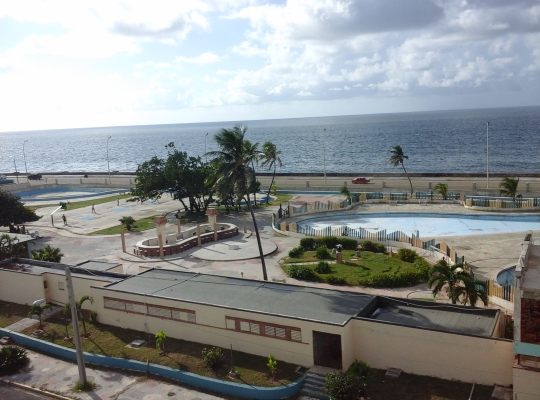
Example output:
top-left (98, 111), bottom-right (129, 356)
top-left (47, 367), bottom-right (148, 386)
top-left (0, 381), bottom-right (54, 400)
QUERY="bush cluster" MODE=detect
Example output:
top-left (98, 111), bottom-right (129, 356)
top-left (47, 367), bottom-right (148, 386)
top-left (357, 256), bottom-right (431, 287)
top-left (315, 261), bottom-right (332, 274)
top-left (288, 246), bottom-right (304, 258)
top-left (300, 237), bottom-right (358, 250)
top-left (202, 347), bottom-right (224, 368)
top-left (396, 248), bottom-right (418, 263)
top-left (0, 346), bottom-right (29, 376)
top-left (360, 240), bottom-right (386, 254)
top-left (326, 276), bottom-right (347, 286)
top-left (315, 247), bottom-right (331, 259)
top-left (287, 265), bottom-right (318, 281)
top-left (325, 371), bottom-right (364, 400)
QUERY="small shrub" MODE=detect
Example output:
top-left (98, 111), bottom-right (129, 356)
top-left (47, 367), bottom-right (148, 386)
top-left (325, 371), bottom-right (362, 400)
top-left (74, 380), bottom-right (96, 392)
top-left (358, 268), bottom-right (429, 288)
top-left (375, 243), bottom-right (387, 253)
top-left (326, 276), bottom-right (347, 285)
top-left (288, 246), bottom-right (304, 258)
top-left (361, 240), bottom-right (385, 253)
top-left (347, 359), bottom-right (373, 381)
top-left (317, 236), bottom-right (339, 249)
top-left (89, 311), bottom-right (98, 324)
top-left (287, 265), bottom-right (318, 281)
top-left (315, 261), bottom-right (332, 274)
top-left (300, 237), bottom-right (316, 250)
top-left (267, 355), bottom-right (277, 380)
top-left (0, 346), bottom-right (29, 375)
top-left (337, 238), bottom-right (359, 250)
top-left (202, 347), bottom-right (224, 368)
top-left (397, 248), bottom-right (418, 263)
top-left (315, 246), bottom-right (330, 259)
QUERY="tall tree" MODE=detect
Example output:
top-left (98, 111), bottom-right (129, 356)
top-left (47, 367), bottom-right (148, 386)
top-left (434, 183), bottom-right (448, 200)
top-left (32, 245), bottom-right (64, 263)
top-left (206, 126), bottom-right (269, 280)
top-left (64, 295), bottom-right (94, 337)
top-left (499, 177), bottom-right (520, 203)
top-left (427, 262), bottom-right (471, 304)
top-left (389, 145), bottom-right (413, 195)
top-left (340, 186), bottom-right (352, 205)
top-left (0, 189), bottom-right (40, 227)
top-left (455, 276), bottom-right (489, 307)
top-left (0, 234), bottom-right (25, 260)
top-left (129, 156), bottom-right (166, 203)
top-left (260, 142), bottom-right (283, 204)
top-left (242, 139), bottom-right (260, 206)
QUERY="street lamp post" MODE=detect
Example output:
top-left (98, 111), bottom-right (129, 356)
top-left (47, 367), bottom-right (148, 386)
top-left (486, 122), bottom-right (489, 189)
top-left (205, 132), bottom-right (209, 163)
top-left (23, 139), bottom-right (29, 176)
top-left (106, 136), bottom-right (112, 179)
top-left (322, 128), bottom-right (327, 188)
top-left (10, 156), bottom-right (19, 184)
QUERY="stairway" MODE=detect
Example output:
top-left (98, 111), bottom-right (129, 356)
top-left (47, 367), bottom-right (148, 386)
top-left (299, 369), bottom-right (329, 400)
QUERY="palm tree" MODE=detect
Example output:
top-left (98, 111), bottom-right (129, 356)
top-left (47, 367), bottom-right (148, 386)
top-left (206, 126), bottom-right (269, 280)
top-left (65, 295), bottom-right (94, 336)
top-left (389, 145), bottom-right (413, 195)
top-left (28, 303), bottom-right (52, 329)
top-left (243, 139), bottom-right (260, 206)
top-left (155, 330), bottom-right (167, 355)
top-left (455, 276), bottom-right (488, 307)
top-left (31, 245), bottom-right (64, 263)
top-left (260, 142), bottom-right (283, 204)
top-left (434, 183), bottom-right (448, 200)
top-left (0, 234), bottom-right (24, 260)
top-left (427, 262), bottom-right (471, 304)
top-left (499, 177), bottom-right (520, 203)
top-left (119, 216), bottom-right (137, 231)
top-left (340, 186), bottom-right (352, 205)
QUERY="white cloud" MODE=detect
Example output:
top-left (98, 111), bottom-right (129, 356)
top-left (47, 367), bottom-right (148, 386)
top-left (175, 52), bottom-right (221, 63)
top-left (297, 91), bottom-right (313, 96)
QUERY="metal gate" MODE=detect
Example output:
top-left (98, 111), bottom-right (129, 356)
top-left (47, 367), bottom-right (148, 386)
top-left (313, 331), bottom-right (342, 369)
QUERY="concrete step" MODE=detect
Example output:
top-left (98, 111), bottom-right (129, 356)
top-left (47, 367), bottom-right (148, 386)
top-left (304, 381), bottom-right (325, 392)
top-left (299, 387), bottom-right (329, 400)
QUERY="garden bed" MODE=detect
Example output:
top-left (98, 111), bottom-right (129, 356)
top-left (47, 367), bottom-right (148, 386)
top-left (0, 301), bottom-right (31, 328)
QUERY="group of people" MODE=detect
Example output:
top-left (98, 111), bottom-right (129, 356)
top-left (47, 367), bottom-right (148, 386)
top-left (8, 224), bottom-right (26, 234)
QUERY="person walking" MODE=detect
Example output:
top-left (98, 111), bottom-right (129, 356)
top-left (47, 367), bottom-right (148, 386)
top-left (62, 214), bottom-right (67, 225)
top-left (91, 204), bottom-right (96, 213)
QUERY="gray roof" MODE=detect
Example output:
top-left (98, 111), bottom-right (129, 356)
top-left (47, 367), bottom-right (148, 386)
top-left (75, 260), bottom-right (122, 272)
top-left (101, 269), bottom-right (500, 336)
top-left (365, 298), bottom-right (498, 337)
top-left (102, 269), bottom-right (374, 325)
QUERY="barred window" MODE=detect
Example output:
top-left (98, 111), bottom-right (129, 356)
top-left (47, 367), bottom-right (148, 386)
top-left (104, 296), bottom-right (195, 323)
top-left (226, 316), bottom-right (302, 342)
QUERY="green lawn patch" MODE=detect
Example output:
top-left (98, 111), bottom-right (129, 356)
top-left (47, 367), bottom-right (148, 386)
top-left (29, 194), bottom-right (133, 210)
top-left (282, 250), bottom-right (430, 288)
top-left (20, 315), bottom-right (299, 387)
top-left (89, 215), bottom-right (159, 235)
top-left (0, 300), bottom-right (31, 328)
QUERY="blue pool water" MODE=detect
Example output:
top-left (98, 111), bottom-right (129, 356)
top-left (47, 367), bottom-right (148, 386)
top-left (17, 187), bottom-right (126, 202)
top-left (298, 212), bottom-right (540, 237)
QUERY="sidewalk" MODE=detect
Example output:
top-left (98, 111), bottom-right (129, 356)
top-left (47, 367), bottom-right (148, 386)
top-left (0, 346), bottom-right (228, 400)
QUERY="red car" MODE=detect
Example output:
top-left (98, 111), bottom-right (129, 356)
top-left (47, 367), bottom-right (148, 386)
top-left (351, 177), bottom-right (371, 184)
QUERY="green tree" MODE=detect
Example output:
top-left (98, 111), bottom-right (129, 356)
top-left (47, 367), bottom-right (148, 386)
top-left (28, 302), bottom-right (52, 329)
top-left (206, 126), bottom-right (269, 280)
top-left (119, 216), bottom-right (137, 231)
top-left (455, 276), bottom-right (489, 307)
top-left (0, 234), bottom-right (25, 261)
top-left (389, 145), bottom-right (413, 195)
top-left (31, 245), bottom-right (64, 263)
top-left (435, 183), bottom-right (448, 200)
top-left (129, 156), bottom-right (167, 203)
top-left (64, 295), bottom-right (94, 337)
top-left (260, 142), bottom-right (283, 204)
top-left (243, 139), bottom-right (260, 206)
top-left (267, 354), bottom-right (277, 380)
top-left (0, 189), bottom-right (40, 227)
top-left (155, 330), bottom-right (167, 355)
top-left (340, 186), bottom-right (352, 205)
top-left (427, 262), bottom-right (471, 304)
top-left (499, 177), bottom-right (520, 203)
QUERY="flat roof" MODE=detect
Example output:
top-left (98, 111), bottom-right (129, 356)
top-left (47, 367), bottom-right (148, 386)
top-left (363, 298), bottom-right (498, 337)
top-left (522, 245), bottom-right (540, 295)
top-left (102, 269), bottom-right (499, 335)
top-left (75, 260), bottom-right (122, 272)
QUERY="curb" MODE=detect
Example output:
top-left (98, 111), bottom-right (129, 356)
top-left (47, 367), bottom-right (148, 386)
top-left (0, 378), bottom-right (75, 400)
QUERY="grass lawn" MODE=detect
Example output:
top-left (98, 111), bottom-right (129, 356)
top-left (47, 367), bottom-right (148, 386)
top-left (28, 193), bottom-right (133, 211)
top-left (89, 215), bottom-right (160, 235)
top-left (0, 300), bottom-right (31, 328)
top-left (282, 250), bottom-right (421, 286)
top-left (20, 313), bottom-right (300, 387)
top-left (365, 369), bottom-right (494, 400)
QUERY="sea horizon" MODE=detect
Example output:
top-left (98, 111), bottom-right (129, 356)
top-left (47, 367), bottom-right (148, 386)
top-left (1, 105), bottom-right (539, 175)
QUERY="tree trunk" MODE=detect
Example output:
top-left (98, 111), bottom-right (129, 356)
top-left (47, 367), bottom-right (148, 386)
top-left (401, 163), bottom-right (413, 195)
top-left (247, 194), bottom-right (268, 281)
top-left (267, 165), bottom-right (276, 204)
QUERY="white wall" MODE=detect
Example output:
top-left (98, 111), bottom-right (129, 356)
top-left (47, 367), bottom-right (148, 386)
top-left (513, 366), bottom-right (540, 400)
top-left (0, 269), bottom-right (45, 305)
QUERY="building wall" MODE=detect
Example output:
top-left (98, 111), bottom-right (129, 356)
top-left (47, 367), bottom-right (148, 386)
top-left (93, 289), bottom-right (358, 368)
top-left (43, 273), bottom-right (112, 310)
top-left (0, 269), bottom-right (45, 305)
top-left (353, 319), bottom-right (514, 385)
top-left (520, 298), bottom-right (540, 345)
top-left (513, 366), bottom-right (540, 400)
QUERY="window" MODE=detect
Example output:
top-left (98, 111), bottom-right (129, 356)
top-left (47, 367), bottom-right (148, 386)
top-left (226, 317), bottom-right (302, 342)
top-left (58, 281), bottom-right (65, 290)
top-left (103, 296), bottom-right (196, 323)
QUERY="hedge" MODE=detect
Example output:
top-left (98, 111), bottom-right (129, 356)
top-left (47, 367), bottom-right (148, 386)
top-left (300, 237), bottom-right (358, 251)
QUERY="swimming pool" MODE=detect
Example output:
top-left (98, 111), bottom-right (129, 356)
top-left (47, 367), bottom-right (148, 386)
top-left (17, 187), bottom-right (126, 202)
top-left (297, 212), bottom-right (540, 237)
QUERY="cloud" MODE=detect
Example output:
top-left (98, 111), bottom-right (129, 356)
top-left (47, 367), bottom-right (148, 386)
top-left (175, 52), bottom-right (221, 63)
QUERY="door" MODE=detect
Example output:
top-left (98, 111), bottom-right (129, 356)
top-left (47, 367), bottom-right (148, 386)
top-left (313, 331), bottom-right (342, 369)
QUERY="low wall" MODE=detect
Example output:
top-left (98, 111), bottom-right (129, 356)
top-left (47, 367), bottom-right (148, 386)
top-left (0, 328), bottom-right (304, 400)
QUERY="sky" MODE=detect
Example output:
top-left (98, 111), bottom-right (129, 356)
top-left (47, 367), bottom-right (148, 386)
top-left (1, 0), bottom-right (539, 132)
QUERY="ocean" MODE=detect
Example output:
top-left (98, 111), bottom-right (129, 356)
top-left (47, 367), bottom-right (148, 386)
top-left (1, 106), bottom-right (539, 174)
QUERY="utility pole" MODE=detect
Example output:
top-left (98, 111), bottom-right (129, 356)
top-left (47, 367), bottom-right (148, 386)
top-left (486, 122), bottom-right (489, 189)
top-left (65, 267), bottom-right (87, 386)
